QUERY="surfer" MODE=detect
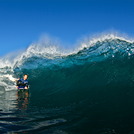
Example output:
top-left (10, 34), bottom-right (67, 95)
top-left (16, 74), bottom-right (29, 90)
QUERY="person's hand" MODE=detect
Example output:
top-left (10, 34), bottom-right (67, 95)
top-left (15, 78), bottom-right (20, 81)
top-left (25, 87), bottom-right (28, 89)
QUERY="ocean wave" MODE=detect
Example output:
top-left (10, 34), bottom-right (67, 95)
top-left (0, 34), bottom-right (134, 90)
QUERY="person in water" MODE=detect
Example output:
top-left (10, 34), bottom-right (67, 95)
top-left (16, 74), bottom-right (29, 89)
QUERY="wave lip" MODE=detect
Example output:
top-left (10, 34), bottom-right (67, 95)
top-left (0, 34), bottom-right (134, 69)
top-left (17, 35), bottom-right (134, 68)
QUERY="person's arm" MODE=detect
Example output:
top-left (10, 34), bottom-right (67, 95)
top-left (16, 78), bottom-right (21, 89)
top-left (24, 81), bottom-right (29, 89)
top-left (15, 78), bottom-right (20, 81)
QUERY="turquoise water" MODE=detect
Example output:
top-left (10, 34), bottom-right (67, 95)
top-left (0, 35), bottom-right (134, 134)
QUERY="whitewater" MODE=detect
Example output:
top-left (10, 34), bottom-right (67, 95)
top-left (0, 34), bottom-right (134, 134)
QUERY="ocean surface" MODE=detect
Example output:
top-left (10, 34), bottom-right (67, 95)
top-left (0, 35), bottom-right (134, 134)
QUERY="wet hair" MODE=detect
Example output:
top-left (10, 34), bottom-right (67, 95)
top-left (23, 74), bottom-right (28, 77)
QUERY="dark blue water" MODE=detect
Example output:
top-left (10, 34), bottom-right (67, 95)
top-left (0, 36), bottom-right (134, 134)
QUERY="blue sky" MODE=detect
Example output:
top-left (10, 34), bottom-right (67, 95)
top-left (0, 0), bottom-right (134, 56)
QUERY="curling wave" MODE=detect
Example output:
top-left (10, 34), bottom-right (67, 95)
top-left (0, 34), bottom-right (134, 134)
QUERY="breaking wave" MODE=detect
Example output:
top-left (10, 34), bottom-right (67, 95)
top-left (0, 34), bottom-right (134, 134)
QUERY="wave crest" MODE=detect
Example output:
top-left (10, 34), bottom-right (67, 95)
top-left (0, 34), bottom-right (134, 70)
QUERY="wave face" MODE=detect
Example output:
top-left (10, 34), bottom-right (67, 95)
top-left (0, 34), bottom-right (134, 134)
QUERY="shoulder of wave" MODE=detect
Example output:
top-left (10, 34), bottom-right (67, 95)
top-left (73, 34), bottom-right (134, 53)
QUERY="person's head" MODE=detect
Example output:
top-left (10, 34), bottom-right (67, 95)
top-left (23, 74), bottom-right (28, 80)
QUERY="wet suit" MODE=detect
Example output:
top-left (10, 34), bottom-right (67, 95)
top-left (16, 78), bottom-right (29, 89)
